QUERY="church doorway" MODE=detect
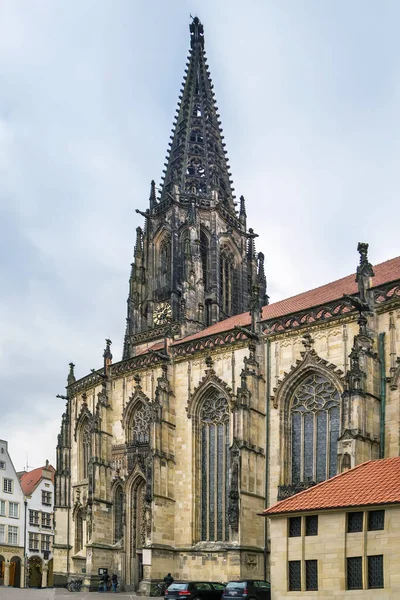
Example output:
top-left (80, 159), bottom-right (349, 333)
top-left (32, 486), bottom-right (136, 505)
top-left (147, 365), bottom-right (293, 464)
top-left (10, 556), bottom-right (21, 587)
top-left (129, 477), bottom-right (146, 589)
top-left (28, 556), bottom-right (42, 588)
top-left (0, 555), bottom-right (5, 586)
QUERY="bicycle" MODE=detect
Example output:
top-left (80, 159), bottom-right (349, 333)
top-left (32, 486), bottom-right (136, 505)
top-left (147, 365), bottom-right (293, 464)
top-left (150, 582), bottom-right (166, 596)
top-left (67, 579), bottom-right (83, 592)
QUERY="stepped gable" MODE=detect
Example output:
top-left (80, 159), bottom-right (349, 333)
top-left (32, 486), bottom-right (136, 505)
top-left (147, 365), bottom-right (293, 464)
top-left (173, 255), bottom-right (400, 345)
top-left (262, 456), bottom-right (400, 515)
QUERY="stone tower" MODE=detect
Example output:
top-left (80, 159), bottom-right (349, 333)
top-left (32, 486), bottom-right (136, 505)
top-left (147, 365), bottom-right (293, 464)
top-left (123, 17), bottom-right (267, 359)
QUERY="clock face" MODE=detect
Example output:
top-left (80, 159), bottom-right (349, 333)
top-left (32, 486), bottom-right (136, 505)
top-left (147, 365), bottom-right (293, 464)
top-left (153, 301), bottom-right (172, 326)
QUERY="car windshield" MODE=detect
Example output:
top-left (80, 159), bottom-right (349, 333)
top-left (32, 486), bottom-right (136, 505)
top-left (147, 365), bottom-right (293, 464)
top-left (168, 584), bottom-right (188, 591)
top-left (226, 582), bottom-right (246, 589)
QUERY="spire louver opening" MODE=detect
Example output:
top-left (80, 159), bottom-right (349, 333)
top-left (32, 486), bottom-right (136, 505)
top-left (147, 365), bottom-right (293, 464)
top-left (159, 17), bottom-right (235, 211)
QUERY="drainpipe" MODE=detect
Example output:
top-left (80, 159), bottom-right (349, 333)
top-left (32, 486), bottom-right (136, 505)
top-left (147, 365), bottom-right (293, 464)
top-left (23, 499), bottom-right (27, 588)
top-left (378, 333), bottom-right (386, 458)
top-left (263, 336), bottom-right (271, 581)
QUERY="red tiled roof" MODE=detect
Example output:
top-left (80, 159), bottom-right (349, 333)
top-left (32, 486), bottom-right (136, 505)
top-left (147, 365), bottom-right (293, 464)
top-left (174, 255), bottom-right (400, 345)
top-left (263, 457), bottom-right (400, 515)
top-left (19, 464), bottom-right (55, 495)
top-left (135, 341), bottom-right (165, 356)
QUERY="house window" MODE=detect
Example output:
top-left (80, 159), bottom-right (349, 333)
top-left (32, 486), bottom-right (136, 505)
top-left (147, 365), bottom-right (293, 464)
top-left (306, 560), bottom-right (318, 591)
top-left (29, 510), bottom-right (39, 526)
top-left (0, 500), bottom-right (5, 516)
top-left (347, 557), bottom-right (363, 590)
top-left (0, 461), bottom-right (5, 469)
top-left (200, 391), bottom-right (230, 541)
top-left (42, 490), bottom-right (52, 505)
top-left (0, 524), bottom-right (5, 543)
top-left (288, 560), bottom-right (301, 591)
top-left (42, 512), bottom-right (51, 528)
top-left (347, 511), bottom-right (363, 533)
top-left (9, 502), bottom-right (18, 518)
top-left (8, 525), bottom-right (18, 545)
top-left (305, 515), bottom-right (318, 536)
top-left (288, 516), bottom-right (301, 537)
top-left (368, 510), bottom-right (384, 531)
top-left (29, 532), bottom-right (39, 551)
top-left (291, 373), bottom-right (340, 484)
top-left (41, 534), bottom-right (51, 552)
top-left (3, 478), bottom-right (13, 493)
top-left (368, 555), bottom-right (384, 589)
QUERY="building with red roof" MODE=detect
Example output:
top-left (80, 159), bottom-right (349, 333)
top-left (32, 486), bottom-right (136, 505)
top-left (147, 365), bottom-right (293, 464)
top-left (262, 457), bottom-right (400, 597)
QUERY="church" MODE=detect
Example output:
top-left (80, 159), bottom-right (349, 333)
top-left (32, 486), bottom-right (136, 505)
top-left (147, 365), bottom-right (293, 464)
top-left (53, 17), bottom-right (400, 592)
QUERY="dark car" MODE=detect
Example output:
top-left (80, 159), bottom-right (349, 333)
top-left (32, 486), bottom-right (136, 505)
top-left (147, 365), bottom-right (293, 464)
top-left (222, 580), bottom-right (271, 600)
top-left (165, 581), bottom-right (226, 600)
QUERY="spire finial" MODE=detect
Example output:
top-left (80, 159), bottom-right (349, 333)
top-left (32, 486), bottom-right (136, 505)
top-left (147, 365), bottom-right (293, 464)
top-left (103, 339), bottom-right (113, 374)
top-left (149, 180), bottom-right (157, 209)
top-left (134, 226), bottom-right (143, 258)
top-left (67, 362), bottom-right (76, 386)
top-left (239, 195), bottom-right (247, 221)
top-left (356, 242), bottom-right (374, 304)
top-left (190, 16), bottom-right (204, 49)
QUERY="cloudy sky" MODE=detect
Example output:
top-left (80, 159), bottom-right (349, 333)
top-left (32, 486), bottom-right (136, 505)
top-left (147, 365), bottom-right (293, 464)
top-left (1, 0), bottom-right (399, 471)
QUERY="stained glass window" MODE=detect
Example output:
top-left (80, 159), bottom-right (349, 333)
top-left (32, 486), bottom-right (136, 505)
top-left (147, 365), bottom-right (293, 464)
top-left (220, 246), bottom-right (234, 316)
top-left (81, 418), bottom-right (92, 480)
top-left (290, 373), bottom-right (340, 484)
top-left (131, 403), bottom-right (151, 445)
top-left (200, 391), bottom-right (230, 541)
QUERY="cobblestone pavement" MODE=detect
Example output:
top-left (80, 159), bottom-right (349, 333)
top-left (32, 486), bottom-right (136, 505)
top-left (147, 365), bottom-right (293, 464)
top-left (0, 589), bottom-right (149, 599)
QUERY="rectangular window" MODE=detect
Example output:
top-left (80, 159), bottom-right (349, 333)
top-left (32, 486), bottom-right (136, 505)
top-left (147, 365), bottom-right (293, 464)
top-left (3, 478), bottom-right (13, 493)
top-left (289, 516), bottom-right (301, 537)
top-left (288, 560), bottom-right (301, 591)
top-left (347, 511), bottom-right (363, 533)
top-left (368, 510), bottom-right (385, 531)
top-left (0, 461), bottom-right (5, 469)
top-left (368, 555), bottom-right (384, 589)
top-left (29, 510), bottom-right (39, 526)
top-left (0, 500), bottom-right (5, 516)
top-left (41, 534), bottom-right (51, 551)
top-left (9, 502), bottom-right (19, 518)
top-left (29, 532), bottom-right (39, 551)
top-left (42, 490), bottom-right (52, 505)
top-left (42, 512), bottom-right (51, 528)
top-left (8, 525), bottom-right (18, 545)
top-left (306, 560), bottom-right (318, 591)
top-left (347, 556), bottom-right (363, 590)
top-left (305, 515), bottom-right (318, 536)
top-left (0, 524), bottom-right (5, 543)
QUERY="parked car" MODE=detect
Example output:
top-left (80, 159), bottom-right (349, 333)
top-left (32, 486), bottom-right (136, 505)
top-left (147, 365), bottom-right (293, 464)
top-left (222, 580), bottom-right (271, 600)
top-left (165, 581), bottom-right (226, 600)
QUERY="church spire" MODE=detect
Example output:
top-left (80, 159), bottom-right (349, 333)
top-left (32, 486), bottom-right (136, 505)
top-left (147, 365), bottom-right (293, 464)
top-left (159, 17), bottom-right (235, 211)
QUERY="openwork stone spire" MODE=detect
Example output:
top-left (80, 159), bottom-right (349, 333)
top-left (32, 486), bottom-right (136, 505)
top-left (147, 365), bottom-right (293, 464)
top-left (159, 16), bottom-right (235, 210)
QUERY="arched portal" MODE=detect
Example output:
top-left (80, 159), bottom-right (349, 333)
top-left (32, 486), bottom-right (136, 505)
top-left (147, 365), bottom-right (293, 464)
top-left (128, 477), bottom-right (146, 589)
top-left (10, 556), bottom-right (21, 588)
top-left (0, 555), bottom-right (5, 586)
top-left (28, 556), bottom-right (42, 588)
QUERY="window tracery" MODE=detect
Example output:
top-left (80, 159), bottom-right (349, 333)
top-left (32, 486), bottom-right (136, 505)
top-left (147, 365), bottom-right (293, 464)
top-left (130, 402), bottom-right (151, 445)
top-left (200, 391), bottom-right (230, 541)
top-left (291, 373), bottom-right (340, 484)
top-left (200, 231), bottom-right (209, 289)
top-left (114, 486), bottom-right (124, 543)
top-left (220, 246), bottom-right (235, 316)
top-left (80, 418), bottom-right (92, 481)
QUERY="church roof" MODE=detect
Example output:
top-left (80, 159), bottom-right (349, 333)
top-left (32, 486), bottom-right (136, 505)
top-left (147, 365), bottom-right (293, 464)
top-left (174, 255), bottom-right (400, 345)
top-left (262, 456), bottom-right (400, 515)
top-left (19, 463), bottom-right (55, 495)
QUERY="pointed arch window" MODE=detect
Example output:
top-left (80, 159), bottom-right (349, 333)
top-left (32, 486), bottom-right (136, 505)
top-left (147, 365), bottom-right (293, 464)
top-left (80, 418), bottom-right (92, 481)
top-left (291, 373), bottom-right (340, 484)
top-left (220, 246), bottom-right (235, 316)
top-left (160, 239), bottom-right (171, 276)
top-left (75, 508), bottom-right (84, 553)
top-left (129, 402), bottom-right (151, 445)
top-left (200, 392), bottom-right (230, 541)
top-left (200, 231), bottom-right (209, 289)
top-left (114, 486), bottom-right (124, 543)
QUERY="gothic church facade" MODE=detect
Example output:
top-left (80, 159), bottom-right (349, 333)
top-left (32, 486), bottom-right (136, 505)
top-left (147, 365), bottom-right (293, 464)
top-left (53, 18), bottom-right (400, 592)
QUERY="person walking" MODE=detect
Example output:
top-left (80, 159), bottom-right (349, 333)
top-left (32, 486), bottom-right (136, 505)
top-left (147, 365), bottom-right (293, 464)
top-left (111, 573), bottom-right (118, 593)
top-left (164, 573), bottom-right (174, 589)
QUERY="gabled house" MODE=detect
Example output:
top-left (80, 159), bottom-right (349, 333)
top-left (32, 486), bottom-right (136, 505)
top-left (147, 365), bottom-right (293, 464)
top-left (262, 457), bottom-right (400, 598)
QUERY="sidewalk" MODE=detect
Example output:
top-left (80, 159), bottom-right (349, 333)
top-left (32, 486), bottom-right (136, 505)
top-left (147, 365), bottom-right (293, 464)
top-left (0, 589), bottom-right (150, 600)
